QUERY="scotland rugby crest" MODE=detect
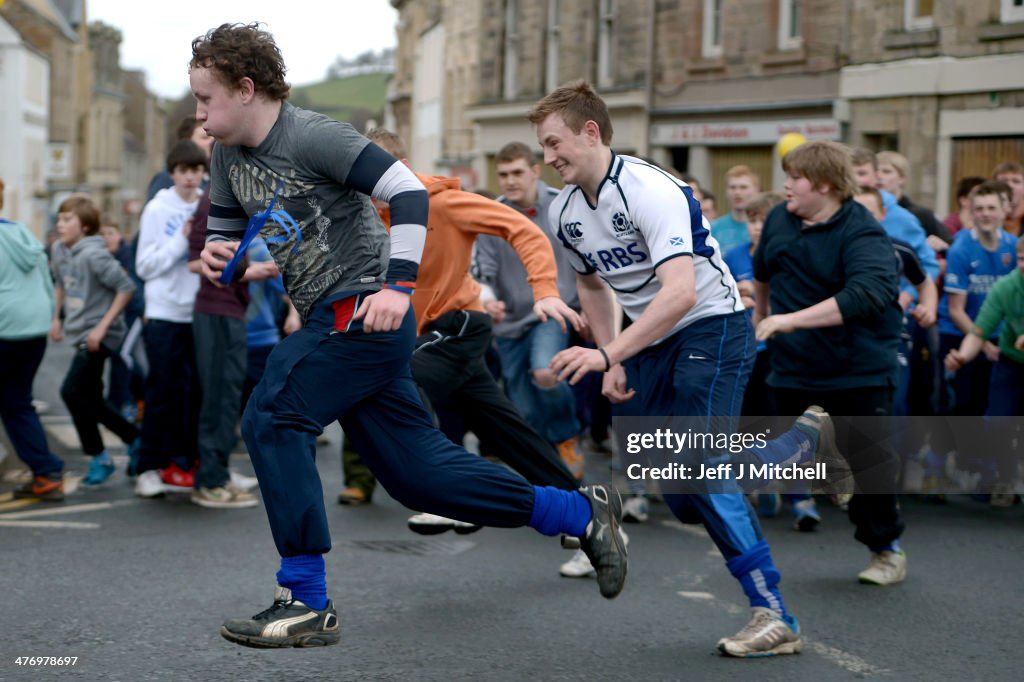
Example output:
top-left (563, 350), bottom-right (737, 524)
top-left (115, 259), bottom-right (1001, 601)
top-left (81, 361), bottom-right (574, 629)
top-left (611, 211), bottom-right (637, 239)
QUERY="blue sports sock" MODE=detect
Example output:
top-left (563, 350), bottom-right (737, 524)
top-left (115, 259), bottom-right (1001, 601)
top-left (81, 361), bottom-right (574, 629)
top-left (750, 426), bottom-right (814, 467)
top-left (276, 554), bottom-right (328, 610)
top-left (528, 486), bottom-right (591, 537)
top-left (726, 539), bottom-right (789, 619)
top-left (95, 450), bottom-right (112, 465)
top-left (870, 538), bottom-right (902, 554)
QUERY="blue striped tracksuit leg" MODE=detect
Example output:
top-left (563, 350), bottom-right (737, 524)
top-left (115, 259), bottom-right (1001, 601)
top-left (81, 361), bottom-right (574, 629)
top-left (621, 311), bottom-right (788, 615)
top-left (241, 294), bottom-right (535, 558)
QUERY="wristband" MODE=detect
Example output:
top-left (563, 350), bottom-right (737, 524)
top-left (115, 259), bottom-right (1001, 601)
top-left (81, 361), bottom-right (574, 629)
top-left (384, 283), bottom-right (415, 296)
top-left (597, 347), bottom-right (611, 372)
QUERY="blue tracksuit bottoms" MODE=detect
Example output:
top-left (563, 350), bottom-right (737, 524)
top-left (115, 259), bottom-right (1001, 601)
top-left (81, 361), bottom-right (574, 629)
top-left (241, 294), bottom-right (536, 557)
top-left (620, 311), bottom-right (788, 613)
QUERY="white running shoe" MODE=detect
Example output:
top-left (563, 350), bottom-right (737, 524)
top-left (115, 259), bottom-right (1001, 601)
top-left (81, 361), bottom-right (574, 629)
top-left (229, 470), bottom-right (260, 492)
top-left (407, 512), bottom-right (482, 535)
top-left (857, 550), bottom-right (907, 585)
top-left (622, 495), bottom-right (649, 523)
top-left (134, 470), bottom-right (166, 498)
top-left (192, 485), bottom-right (260, 509)
top-left (559, 549), bottom-right (596, 578)
top-left (718, 607), bottom-right (803, 657)
top-left (558, 528), bottom-right (629, 578)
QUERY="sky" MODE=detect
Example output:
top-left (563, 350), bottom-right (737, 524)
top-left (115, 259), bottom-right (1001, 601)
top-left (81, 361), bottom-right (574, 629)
top-left (88, 0), bottom-right (398, 100)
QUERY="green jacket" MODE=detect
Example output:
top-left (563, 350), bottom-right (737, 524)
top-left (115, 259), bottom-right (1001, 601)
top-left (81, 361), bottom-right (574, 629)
top-left (972, 268), bottom-right (1024, 365)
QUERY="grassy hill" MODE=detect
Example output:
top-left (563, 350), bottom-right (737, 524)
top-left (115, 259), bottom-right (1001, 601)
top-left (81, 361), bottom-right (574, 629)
top-left (289, 73), bottom-right (389, 126)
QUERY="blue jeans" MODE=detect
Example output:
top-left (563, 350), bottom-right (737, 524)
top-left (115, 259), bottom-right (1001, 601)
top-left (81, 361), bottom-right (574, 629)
top-left (0, 338), bottom-right (63, 477)
top-left (495, 319), bottom-right (579, 444)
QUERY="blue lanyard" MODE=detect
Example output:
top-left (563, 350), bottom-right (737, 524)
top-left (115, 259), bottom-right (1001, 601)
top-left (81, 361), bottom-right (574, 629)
top-left (218, 182), bottom-right (301, 284)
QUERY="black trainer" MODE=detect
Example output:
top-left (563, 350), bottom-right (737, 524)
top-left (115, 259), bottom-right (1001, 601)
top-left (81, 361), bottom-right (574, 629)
top-left (796, 406), bottom-right (855, 505)
top-left (577, 485), bottom-right (628, 599)
top-left (220, 586), bottom-right (340, 648)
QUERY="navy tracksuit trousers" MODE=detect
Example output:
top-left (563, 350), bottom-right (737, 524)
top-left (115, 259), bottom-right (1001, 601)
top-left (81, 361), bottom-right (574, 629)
top-left (621, 311), bottom-right (787, 612)
top-left (241, 294), bottom-right (536, 557)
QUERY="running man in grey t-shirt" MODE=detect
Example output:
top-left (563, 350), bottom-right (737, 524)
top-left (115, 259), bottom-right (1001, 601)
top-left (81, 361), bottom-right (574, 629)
top-left (191, 23), bottom-right (627, 650)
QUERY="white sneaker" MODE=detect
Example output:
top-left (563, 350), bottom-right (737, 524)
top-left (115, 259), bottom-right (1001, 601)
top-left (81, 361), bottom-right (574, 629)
top-left (134, 470), bottom-right (166, 498)
top-left (622, 495), bottom-right (649, 523)
top-left (558, 528), bottom-right (629, 577)
top-left (407, 512), bottom-right (482, 535)
top-left (559, 549), bottom-right (596, 578)
top-left (857, 550), bottom-right (907, 585)
top-left (191, 484), bottom-right (259, 509)
top-left (717, 607), bottom-right (802, 657)
top-left (229, 470), bottom-right (259, 492)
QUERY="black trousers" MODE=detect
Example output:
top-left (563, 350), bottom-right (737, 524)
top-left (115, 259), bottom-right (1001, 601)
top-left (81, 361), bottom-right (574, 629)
top-left (773, 385), bottom-right (905, 550)
top-left (193, 312), bottom-right (247, 489)
top-left (137, 320), bottom-right (199, 473)
top-left (61, 345), bottom-right (139, 456)
top-left (345, 310), bottom-right (577, 494)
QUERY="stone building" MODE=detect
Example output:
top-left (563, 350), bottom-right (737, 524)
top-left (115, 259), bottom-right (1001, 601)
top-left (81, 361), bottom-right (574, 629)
top-left (0, 0), bottom-right (78, 236)
top-left (1, 0), bottom-right (168, 237)
top-left (840, 0), bottom-right (1024, 212)
top-left (648, 0), bottom-right (844, 202)
top-left (123, 68), bottom-right (168, 233)
top-left (85, 21), bottom-right (124, 217)
top-left (389, 0), bottom-right (1024, 212)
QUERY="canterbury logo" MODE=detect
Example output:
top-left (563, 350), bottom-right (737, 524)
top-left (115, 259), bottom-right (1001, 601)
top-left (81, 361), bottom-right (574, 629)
top-left (261, 611), bottom-right (318, 639)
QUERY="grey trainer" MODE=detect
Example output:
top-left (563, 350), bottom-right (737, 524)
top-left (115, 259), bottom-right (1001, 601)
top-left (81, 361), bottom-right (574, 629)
top-left (577, 485), bottom-right (628, 599)
top-left (221, 586), bottom-right (340, 648)
top-left (797, 406), bottom-right (855, 505)
top-left (718, 607), bottom-right (803, 657)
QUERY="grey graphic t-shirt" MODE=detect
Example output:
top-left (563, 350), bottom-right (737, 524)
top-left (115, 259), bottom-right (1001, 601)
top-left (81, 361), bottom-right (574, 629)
top-left (207, 103), bottom-right (390, 320)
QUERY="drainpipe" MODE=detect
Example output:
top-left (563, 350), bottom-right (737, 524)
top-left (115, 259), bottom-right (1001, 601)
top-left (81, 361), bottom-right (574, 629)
top-left (644, 0), bottom-right (656, 158)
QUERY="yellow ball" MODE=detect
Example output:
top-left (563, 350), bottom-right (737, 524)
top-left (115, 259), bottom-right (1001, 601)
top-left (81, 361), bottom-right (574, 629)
top-left (776, 132), bottom-right (808, 160)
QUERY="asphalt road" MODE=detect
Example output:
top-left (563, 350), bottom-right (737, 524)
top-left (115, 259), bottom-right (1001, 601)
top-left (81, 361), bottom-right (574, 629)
top-left (1, 341), bottom-right (1022, 681)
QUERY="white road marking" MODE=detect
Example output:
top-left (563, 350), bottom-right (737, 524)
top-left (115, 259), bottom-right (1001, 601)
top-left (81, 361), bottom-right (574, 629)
top-left (676, 591), bottom-right (715, 600)
top-left (0, 500), bottom-right (133, 520)
top-left (808, 641), bottom-right (890, 676)
top-left (0, 520), bottom-right (100, 529)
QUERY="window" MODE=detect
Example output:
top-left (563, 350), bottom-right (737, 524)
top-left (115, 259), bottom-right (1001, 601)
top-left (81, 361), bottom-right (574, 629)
top-left (778, 0), bottom-right (802, 50)
top-left (503, 0), bottom-right (519, 99)
top-left (1003, 0), bottom-right (1024, 23)
top-left (702, 0), bottom-right (723, 59)
top-left (546, 0), bottom-right (561, 91)
top-left (597, 0), bottom-right (614, 87)
top-left (904, 0), bottom-right (934, 31)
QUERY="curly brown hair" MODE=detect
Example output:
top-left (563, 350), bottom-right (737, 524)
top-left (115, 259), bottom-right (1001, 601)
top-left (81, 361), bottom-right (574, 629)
top-left (190, 23), bottom-right (290, 100)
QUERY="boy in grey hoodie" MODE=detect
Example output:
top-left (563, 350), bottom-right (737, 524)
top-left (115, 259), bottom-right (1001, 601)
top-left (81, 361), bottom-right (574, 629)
top-left (50, 195), bottom-right (138, 486)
